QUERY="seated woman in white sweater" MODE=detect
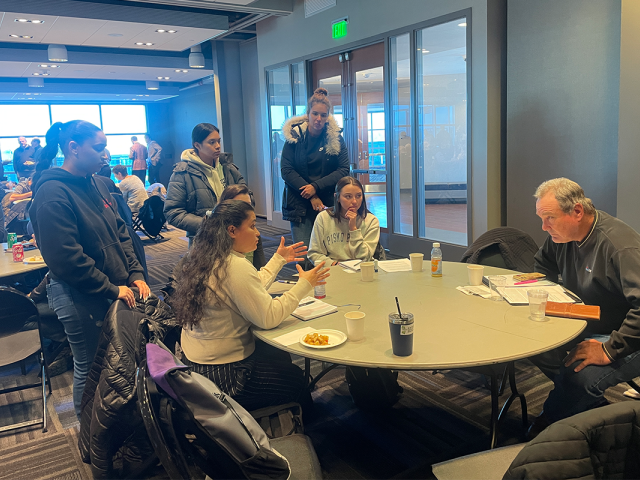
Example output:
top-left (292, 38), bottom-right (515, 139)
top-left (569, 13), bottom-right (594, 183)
top-left (308, 176), bottom-right (380, 266)
top-left (173, 200), bottom-right (330, 411)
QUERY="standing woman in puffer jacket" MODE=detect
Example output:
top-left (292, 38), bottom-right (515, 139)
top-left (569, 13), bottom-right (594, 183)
top-left (280, 88), bottom-right (350, 265)
top-left (30, 120), bottom-right (150, 419)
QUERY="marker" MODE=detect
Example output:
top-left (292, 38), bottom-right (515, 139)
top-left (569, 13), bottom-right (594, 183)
top-left (278, 280), bottom-right (297, 284)
top-left (514, 279), bottom-right (538, 285)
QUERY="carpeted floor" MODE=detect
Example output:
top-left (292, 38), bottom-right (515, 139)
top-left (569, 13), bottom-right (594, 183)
top-left (0, 218), bottom-right (636, 479)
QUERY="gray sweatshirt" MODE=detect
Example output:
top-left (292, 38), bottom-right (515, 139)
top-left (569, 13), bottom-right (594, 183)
top-left (534, 210), bottom-right (640, 360)
top-left (308, 209), bottom-right (380, 266)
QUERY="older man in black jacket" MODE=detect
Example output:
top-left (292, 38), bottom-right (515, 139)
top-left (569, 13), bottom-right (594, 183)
top-left (528, 177), bottom-right (640, 437)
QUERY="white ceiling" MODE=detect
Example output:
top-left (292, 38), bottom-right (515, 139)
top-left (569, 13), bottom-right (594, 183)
top-left (0, 92), bottom-right (177, 102)
top-left (0, 11), bottom-right (225, 51)
top-left (0, 61), bottom-right (213, 83)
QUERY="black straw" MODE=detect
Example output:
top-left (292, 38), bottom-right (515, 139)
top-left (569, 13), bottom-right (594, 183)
top-left (395, 297), bottom-right (403, 319)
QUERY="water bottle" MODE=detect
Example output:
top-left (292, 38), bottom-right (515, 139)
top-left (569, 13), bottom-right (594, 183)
top-left (314, 284), bottom-right (326, 299)
top-left (431, 242), bottom-right (443, 277)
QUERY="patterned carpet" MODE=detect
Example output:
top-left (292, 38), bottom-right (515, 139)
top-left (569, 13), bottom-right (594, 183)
top-left (0, 218), bottom-right (636, 479)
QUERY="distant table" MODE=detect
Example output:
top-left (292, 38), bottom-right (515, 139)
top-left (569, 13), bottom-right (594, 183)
top-left (0, 245), bottom-right (47, 279)
top-left (254, 261), bottom-right (587, 447)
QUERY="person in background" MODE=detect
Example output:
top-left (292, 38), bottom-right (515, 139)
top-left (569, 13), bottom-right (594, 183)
top-left (30, 119), bottom-right (149, 418)
top-left (13, 136), bottom-right (35, 179)
top-left (129, 136), bottom-right (148, 184)
top-left (173, 200), bottom-right (330, 411)
top-left (164, 123), bottom-right (247, 246)
top-left (31, 138), bottom-right (42, 161)
top-left (281, 88), bottom-right (350, 267)
top-left (219, 184), bottom-right (266, 270)
top-left (3, 174), bottom-right (33, 233)
top-left (97, 147), bottom-right (112, 178)
top-left (144, 134), bottom-right (162, 185)
top-left (527, 177), bottom-right (640, 438)
top-left (308, 176), bottom-right (380, 266)
top-left (113, 164), bottom-right (148, 214)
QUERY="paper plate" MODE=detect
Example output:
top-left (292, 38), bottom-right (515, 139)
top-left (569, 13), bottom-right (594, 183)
top-left (299, 329), bottom-right (347, 349)
top-left (24, 256), bottom-right (45, 264)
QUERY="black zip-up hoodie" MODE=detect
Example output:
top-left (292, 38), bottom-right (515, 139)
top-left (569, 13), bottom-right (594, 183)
top-left (30, 168), bottom-right (144, 300)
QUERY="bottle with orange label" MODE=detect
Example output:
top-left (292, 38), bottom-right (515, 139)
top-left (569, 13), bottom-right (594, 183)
top-left (431, 242), bottom-right (442, 277)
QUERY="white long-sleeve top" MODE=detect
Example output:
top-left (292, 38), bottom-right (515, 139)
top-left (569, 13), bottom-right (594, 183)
top-left (181, 251), bottom-right (312, 365)
top-left (308, 210), bottom-right (380, 266)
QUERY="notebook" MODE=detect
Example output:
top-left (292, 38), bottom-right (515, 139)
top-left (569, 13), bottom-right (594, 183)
top-left (338, 260), bottom-right (362, 271)
top-left (291, 297), bottom-right (338, 321)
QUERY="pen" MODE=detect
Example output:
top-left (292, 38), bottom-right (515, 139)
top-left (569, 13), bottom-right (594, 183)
top-left (278, 280), bottom-right (297, 284)
top-left (514, 279), bottom-right (538, 285)
top-left (298, 300), bottom-right (315, 307)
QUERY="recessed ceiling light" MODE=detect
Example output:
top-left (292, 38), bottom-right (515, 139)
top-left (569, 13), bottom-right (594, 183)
top-left (157, 76), bottom-right (170, 80)
top-left (135, 42), bottom-right (155, 46)
top-left (156, 29), bottom-right (165, 33)
top-left (145, 95), bottom-right (149, 97)
top-left (15, 18), bottom-right (43, 24)
top-left (33, 73), bottom-right (40, 76)
top-left (10, 34), bottom-right (33, 39)
top-left (17, 18), bottom-right (28, 22)
top-left (175, 69), bottom-right (189, 73)
top-left (156, 29), bottom-right (177, 33)
top-left (39, 64), bottom-right (60, 68)
top-left (25, 93), bottom-right (31, 95)
top-left (168, 30), bottom-right (176, 33)
top-left (458, 22), bottom-right (467, 27)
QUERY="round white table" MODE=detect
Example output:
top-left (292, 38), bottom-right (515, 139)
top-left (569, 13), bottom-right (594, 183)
top-left (254, 261), bottom-right (587, 447)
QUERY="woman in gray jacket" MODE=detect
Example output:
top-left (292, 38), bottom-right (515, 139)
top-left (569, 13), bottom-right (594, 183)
top-left (164, 123), bottom-right (247, 244)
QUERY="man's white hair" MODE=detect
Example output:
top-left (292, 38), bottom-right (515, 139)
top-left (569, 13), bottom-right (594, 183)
top-left (534, 178), bottom-right (596, 215)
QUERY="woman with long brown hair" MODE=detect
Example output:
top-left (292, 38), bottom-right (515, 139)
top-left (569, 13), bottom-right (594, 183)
top-left (173, 200), bottom-right (330, 410)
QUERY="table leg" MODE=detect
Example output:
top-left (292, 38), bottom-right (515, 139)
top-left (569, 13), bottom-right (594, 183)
top-left (497, 362), bottom-right (528, 431)
top-left (308, 363), bottom-right (339, 391)
top-left (304, 357), bottom-right (311, 386)
top-left (489, 372), bottom-right (499, 449)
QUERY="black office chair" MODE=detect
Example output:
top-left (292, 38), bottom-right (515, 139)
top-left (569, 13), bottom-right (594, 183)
top-left (132, 196), bottom-right (166, 242)
top-left (0, 286), bottom-right (52, 433)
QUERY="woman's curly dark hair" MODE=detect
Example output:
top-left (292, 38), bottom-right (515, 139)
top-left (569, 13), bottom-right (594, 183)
top-left (173, 200), bottom-right (254, 329)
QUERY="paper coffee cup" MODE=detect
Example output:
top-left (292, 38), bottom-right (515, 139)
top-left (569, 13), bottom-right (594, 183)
top-left (409, 253), bottom-right (423, 272)
top-left (467, 265), bottom-right (484, 286)
top-left (345, 311), bottom-right (365, 341)
top-left (360, 262), bottom-right (374, 282)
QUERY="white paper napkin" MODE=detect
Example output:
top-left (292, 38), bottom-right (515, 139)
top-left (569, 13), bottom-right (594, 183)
top-left (272, 327), bottom-right (316, 345)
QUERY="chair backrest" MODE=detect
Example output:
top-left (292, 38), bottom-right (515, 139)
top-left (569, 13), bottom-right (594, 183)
top-left (139, 196), bottom-right (166, 236)
top-left (127, 224), bottom-right (148, 281)
top-left (460, 227), bottom-right (538, 273)
top-left (0, 286), bottom-right (39, 338)
top-left (504, 402), bottom-right (640, 479)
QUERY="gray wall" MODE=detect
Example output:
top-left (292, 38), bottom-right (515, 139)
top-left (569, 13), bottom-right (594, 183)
top-left (255, 0), bottom-right (504, 246)
top-left (240, 39), bottom-right (267, 216)
top-left (166, 82), bottom-right (218, 164)
top-left (506, 0), bottom-right (621, 245)
top-left (617, 0), bottom-right (640, 232)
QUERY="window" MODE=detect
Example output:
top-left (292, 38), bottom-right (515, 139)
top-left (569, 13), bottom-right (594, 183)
top-left (101, 105), bottom-right (147, 135)
top-left (0, 105), bottom-right (50, 137)
top-left (50, 105), bottom-right (101, 126)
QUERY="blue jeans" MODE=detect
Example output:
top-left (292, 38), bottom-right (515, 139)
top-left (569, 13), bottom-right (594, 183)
top-left (290, 216), bottom-right (316, 250)
top-left (537, 334), bottom-right (640, 422)
top-left (47, 279), bottom-right (111, 419)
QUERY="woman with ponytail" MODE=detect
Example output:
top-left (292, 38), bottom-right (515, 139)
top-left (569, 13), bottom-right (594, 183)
top-left (174, 200), bottom-right (330, 410)
top-left (30, 120), bottom-right (149, 418)
top-left (280, 88), bottom-right (350, 263)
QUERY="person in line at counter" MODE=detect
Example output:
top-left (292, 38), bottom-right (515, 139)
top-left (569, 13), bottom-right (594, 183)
top-left (280, 88), bottom-right (349, 267)
top-left (173, 200), bottom-right (329, 411)
top-left (30, 119), bottom-right (150, 418)
top-left (528, 177), bottom-right (640, 438)
top-left (308, 176), bottom-right (380, 266)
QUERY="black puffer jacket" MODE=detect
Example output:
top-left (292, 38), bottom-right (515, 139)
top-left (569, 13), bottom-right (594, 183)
top-left (164, 151), bottom-right (246, 237)
top-left (504, 402), bottom-right (640, 479)
top-left (280, 114), bottom-right (350, 223)
top-left (461, 227), bottom-right (539, 273)
top-left (78, 293), bottom-right (180, 479)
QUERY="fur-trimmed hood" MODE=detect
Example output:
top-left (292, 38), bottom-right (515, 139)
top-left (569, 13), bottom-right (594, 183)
top-left (281, 114), bottom-right (342, 156)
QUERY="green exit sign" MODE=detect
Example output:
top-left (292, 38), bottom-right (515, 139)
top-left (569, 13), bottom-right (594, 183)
top-left (332, 18), bottom-right (348, 39)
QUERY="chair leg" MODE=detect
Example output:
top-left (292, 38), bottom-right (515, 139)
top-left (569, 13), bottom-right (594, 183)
top-left (20, 359), bottom-right (27, 376)
top-left (41, 352), bottom-right (48, 433)
top-left (42, 348), bottom-right (53, 395)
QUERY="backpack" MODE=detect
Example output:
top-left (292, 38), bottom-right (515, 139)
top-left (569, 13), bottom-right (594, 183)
top-left (146, 342), bottom-right (291, 480)
top-left (345, 366), bottom-right (403, 411)
top-left (137, 195), bottom-right (166, 237)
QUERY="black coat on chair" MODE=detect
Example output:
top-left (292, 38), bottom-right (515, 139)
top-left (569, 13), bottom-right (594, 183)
top-left (461, 227), bottom-right (539, 273)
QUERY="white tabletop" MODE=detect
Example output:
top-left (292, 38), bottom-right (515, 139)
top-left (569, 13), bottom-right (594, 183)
top-left (254, 262), bottom-right (587, 370)
top-left (0, 245), bottom-right (46, 279)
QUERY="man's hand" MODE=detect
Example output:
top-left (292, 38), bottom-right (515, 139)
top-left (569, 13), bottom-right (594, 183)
top-left (276, 237), bottom-right (308, 263)
top-left (130, 280), bottom-right (151, 301)
top-left (299, 184), bottom-right (317, 199)
top-left (310, 196), bottom-right (325, 212)
top-left (564, 339), bottom-right (612, 373)
top-left (345, 210), bottom-right (358, 231)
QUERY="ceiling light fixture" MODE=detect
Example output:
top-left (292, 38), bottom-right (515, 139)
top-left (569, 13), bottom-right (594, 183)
top-left (135, 42), bottom-right (154, 46)
top-left (175, 69), bottom-right (188, 73)
top-left (458, 22), bottom-right (467, 27)
top-left (15, 18), bottom-right (43, 24)
top-left (28, 77), bottom-right (44, 87)
top-left (48, 44), bottom-right (68, 62)
top-left (39, 64), bottom-right (59, 68)
top-left (10, 34), bottom-right (33, 39)
top-left (156, 29), bottom-right (177, 33)
top-left (189, 44), bottom-right (205, 68)
top-left (146, 81), bottom-right (159, 90)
